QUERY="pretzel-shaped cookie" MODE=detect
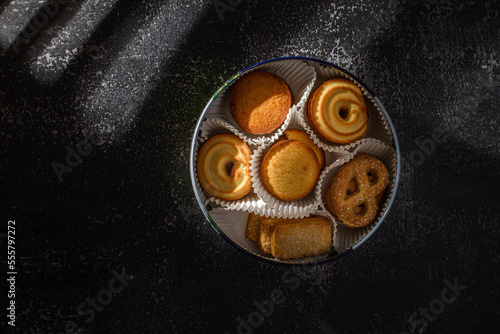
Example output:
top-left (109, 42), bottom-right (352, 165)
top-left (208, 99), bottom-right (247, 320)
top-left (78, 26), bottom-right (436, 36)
top-left (325, 154), bottom-right (389, 228)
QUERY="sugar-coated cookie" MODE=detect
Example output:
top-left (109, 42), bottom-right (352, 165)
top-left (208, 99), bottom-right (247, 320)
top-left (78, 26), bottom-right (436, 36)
top-left (324, 154), bottom-right (388, 228)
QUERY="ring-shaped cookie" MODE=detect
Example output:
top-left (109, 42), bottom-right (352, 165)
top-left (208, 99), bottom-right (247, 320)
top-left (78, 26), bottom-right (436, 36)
top-left (308, 78), bottom-right (368, 144)
top-left (196, 134), bottom-right (253, 200)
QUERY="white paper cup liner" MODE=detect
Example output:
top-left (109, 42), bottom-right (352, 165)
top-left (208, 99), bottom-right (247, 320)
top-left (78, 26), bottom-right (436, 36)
top-left (210, 208), bottom-right (337, 264)
top-left (199, 117), bottom-right (272, 146)
top-left (203, 59), bottom-right (316, 145)
top-left (298, 62), bottom-right (394, 152)
top-left (317, 138), bottom-right (397, 253)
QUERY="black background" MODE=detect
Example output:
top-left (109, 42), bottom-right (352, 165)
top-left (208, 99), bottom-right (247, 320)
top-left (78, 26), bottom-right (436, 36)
top-left (1, 0), bottom-right (499, 333)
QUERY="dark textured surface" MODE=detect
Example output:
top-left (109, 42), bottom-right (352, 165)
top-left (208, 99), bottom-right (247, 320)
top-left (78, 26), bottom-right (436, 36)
top-left (1, 0), bottom-right (499, 333)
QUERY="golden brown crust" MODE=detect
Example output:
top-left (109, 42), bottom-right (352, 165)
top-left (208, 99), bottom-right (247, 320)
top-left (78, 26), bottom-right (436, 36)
top-left (196, 134), bottom-right (253, 201)
top-left (270, 217), bottom-right (332, 260)
top-left (245, 213), bottom-right (263, 241)
top-left (245, 214), bottom-right (332, 259)
top-left (324, 154), bottom-right (389, 228)
top-left (276, 129), bottom-right (326, 170)
top-left (230, 71), bottom-right (293, 135)
top-left (260, 140), bottom-right (320, 202)
top-left (308, 78), bottom-right (368, 144)
top-left (257, 217), bottom-right (296, 253)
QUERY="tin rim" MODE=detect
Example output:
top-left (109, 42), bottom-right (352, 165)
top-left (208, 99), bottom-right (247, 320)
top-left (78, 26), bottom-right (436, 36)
top-left (189, 56), bottom-right (400, 266)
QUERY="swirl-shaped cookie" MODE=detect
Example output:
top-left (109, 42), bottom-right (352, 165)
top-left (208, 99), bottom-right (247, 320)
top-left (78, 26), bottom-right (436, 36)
top-left (324, 154), bottom-right (388, 228)
top-left (196, 134), bottom-right (253, 201)
top-left (308, 78), bottom-right (368, 144)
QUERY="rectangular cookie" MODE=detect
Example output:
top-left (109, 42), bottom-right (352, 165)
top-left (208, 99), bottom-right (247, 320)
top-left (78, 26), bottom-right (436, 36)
top-left (270, 217), bottom-right (332, 260)
top-left (245, 213), bottom-right (263, 242)
top-left (258, 217), bottom-right (295, 254)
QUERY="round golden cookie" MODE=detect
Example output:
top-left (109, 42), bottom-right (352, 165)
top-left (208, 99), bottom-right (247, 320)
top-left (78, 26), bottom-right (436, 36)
top-left (230, 71), bottom-right (293, 135)
top-left (196, 134), bottom-right (253, 201)
top-left (308, 78), bottom-right (368, 144)
top-left (276, 129), bottom-right (326, 170)
top-left (260, 140), bottom-right (320, 202)
top-left (324, 154), bottom-right (389, 228)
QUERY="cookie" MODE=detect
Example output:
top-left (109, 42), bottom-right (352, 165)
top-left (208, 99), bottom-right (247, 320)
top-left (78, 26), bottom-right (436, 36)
top-left (257, 217), bottom-right (296, 253)
top-left (230, 71), bottom-right (293, 135)
top-left (308, 78), bottom-right (368, 144)
top-left (260, 139), bottom-right (320, 201)
top-left (324, 154), bottom-right (389, 228)
top-left (245, 212), bottom-right (264, 242)
top-left (271, 217), bottom-right (332, 260)
top-left (277, 128), bottom-right (326, 170)
top-left (196, 134), bottom-right (253, 201)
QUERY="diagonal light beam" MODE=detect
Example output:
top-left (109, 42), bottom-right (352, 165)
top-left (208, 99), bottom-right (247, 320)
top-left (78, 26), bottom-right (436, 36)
top-left (78, 1), bottom-right (210, 143)
top-left (0, 0), bottom-right (48, 51)
top-left (29, 0), bottom-right (120, 84)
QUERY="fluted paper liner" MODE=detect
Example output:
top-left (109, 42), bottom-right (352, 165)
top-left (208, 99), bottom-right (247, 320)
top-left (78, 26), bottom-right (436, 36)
top-left (202, 58), bottom-right (316, 145)
top-left (317, 138), bottom-right (397, 253)
top-left (298, 61), bottom-right (394, 153)
top-left (210, 208), bottom-right (337, 265)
